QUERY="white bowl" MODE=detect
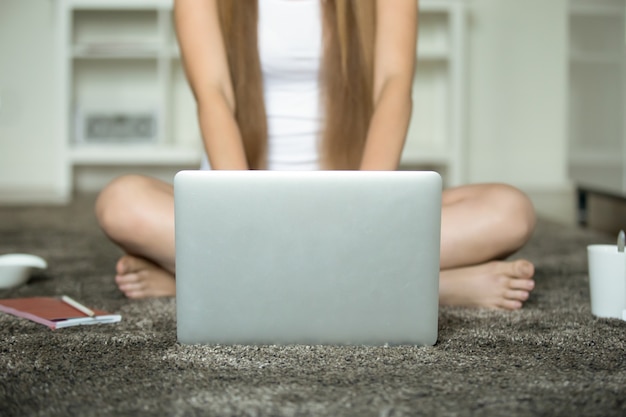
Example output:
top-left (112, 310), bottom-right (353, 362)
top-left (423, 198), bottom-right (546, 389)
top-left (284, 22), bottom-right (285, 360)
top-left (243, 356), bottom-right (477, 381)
top-left (0, 254), bottom-right (48, 289)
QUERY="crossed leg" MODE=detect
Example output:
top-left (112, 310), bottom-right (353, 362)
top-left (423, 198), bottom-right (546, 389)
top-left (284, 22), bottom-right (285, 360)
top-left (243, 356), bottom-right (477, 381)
top-left (438, 184), bottom-right (536, 310)
top-left (95, 175), bottom-right (176, 299)
top-left (95, 175), bottom-right (537, 308)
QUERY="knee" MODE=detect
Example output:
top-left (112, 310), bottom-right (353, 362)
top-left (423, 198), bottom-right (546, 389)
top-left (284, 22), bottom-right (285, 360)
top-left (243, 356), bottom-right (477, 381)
top-left (95, 175), bottom-right (154, 243)
top-left (489, 184), bottom-right (536, 247)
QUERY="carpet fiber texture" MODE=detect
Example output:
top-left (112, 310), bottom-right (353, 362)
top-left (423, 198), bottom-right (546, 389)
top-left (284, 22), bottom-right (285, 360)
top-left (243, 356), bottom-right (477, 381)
top-left (0, 196), bottom-right (624, 417)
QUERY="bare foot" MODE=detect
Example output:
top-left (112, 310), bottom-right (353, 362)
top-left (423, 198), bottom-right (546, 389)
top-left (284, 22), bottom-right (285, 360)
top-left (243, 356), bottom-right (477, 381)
top-left (115, 255), bottom-right (176, 299)
top-left (439, 259), bottom-right (535, 310)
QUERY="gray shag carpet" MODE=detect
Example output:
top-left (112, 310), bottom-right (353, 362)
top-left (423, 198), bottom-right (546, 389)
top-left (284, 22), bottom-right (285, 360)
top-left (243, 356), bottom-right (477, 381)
top-left (0, 194), bottom-right (624, 417)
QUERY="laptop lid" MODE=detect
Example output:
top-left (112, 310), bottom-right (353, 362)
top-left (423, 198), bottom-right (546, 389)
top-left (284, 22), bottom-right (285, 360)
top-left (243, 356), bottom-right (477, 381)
top-left (174, 170), bottom-right (441, 346)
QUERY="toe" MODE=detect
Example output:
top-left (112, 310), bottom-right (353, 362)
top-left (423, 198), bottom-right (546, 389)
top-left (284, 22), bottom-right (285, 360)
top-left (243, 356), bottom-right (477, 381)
top-left (116, 257), bottom-right (128, 275)
top-left (508, 278), bottom-right (535, 291)
top-left (115, 272), bottom-right (139, 285)
top-left (494, 260), bottom-right (534, 280)
top-left (513, 259), bottom-right (534, 279)
top-left (116, 255), bottom-right (157, 275)
top-left (504, 289), bottom-right (530, 302)
top-left (117, 280), bottom-right (145, 296)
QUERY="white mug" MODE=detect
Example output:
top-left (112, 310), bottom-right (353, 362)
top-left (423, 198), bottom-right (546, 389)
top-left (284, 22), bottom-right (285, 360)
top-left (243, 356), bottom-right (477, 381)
top-left (587, 244), bottom-right (626, 320)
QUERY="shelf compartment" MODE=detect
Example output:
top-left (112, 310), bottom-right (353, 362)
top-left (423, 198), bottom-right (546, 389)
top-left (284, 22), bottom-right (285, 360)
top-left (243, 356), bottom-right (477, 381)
top-left (73, 59), bottom-right (159, 103)
top-left (569, 13), bottom-right (624, 56)
top-left (418, 12), bottom-right (450, 61)
top-left (73, 10), bottom-right (159, 47)
top-left (72, 59), bottom-right (161, 145)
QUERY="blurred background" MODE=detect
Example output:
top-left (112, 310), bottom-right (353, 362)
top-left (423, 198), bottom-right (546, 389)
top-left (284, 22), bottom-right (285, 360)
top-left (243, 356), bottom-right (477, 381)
top-left (0, 0), bottom-right (624, 232)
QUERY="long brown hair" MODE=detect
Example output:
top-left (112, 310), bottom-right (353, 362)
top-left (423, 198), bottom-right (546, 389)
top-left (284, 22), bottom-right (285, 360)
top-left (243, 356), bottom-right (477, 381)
top-left (218, 0), bottom-right (376, 170)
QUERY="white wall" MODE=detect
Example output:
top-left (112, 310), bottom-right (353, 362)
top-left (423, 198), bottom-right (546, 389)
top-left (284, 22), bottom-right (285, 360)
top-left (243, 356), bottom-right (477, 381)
top-left (466, 0), bottom-right (569, 191)
top-left (440, 1), bottom-right (573, 223)
top-left (0, 0), bottom-right (68, 203)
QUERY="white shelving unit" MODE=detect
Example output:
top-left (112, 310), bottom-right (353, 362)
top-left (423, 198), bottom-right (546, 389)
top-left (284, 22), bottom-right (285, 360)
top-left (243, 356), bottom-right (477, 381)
top-left (57, 0), bottom-right (467, 190)
top-left (58, 0), bottom-right (200, 172)
top-left (403, 0), bottom-right (467, 186)
top-left (567, 0), bottom-right (626, 224)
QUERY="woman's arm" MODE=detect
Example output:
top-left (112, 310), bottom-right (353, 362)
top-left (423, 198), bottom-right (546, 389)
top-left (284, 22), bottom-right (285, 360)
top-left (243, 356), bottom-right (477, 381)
top-left (174, 0), bottom-right (248, 170)
top-left (360, 0), bottom-right (418, 171)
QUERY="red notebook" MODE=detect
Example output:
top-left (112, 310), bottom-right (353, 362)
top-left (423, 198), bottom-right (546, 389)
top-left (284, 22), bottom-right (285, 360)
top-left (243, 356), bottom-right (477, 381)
top-left (0, 297), bottom-right (122, 329)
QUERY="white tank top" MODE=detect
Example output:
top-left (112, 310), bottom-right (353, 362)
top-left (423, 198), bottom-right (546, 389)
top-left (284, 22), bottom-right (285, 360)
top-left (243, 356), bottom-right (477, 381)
top-left (259, 0), bottom-right (323, 170)
top-left (202, 0), bottom-right (322, 170)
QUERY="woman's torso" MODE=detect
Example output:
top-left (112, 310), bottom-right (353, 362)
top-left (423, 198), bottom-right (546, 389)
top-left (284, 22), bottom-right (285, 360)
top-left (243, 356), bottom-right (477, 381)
top-left (202, 0), bottom-right (323, 171)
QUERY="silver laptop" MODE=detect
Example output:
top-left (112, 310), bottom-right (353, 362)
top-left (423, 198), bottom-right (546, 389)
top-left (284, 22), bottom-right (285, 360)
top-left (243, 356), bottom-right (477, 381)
top-left (174, 170), bottom-right (442, 346)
